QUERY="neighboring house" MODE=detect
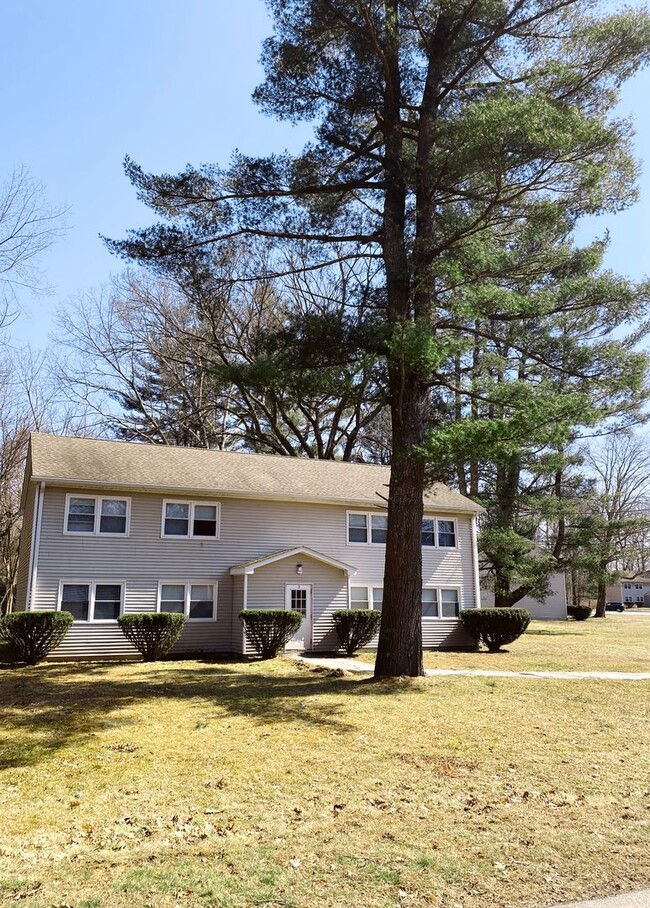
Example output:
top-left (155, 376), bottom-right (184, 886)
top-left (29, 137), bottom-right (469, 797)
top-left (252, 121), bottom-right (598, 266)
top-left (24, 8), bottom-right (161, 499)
top-left (16, 434), bottom-right (484, 659)
top-left (605, 575), bottom-right (650, 607)
top-left (480, 570), bottom-right (567, 620)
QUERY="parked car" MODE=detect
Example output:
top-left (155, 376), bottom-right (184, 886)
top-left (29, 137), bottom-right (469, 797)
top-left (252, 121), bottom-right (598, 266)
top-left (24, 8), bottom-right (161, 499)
top-left (605, 602), bottom-right (625, 613)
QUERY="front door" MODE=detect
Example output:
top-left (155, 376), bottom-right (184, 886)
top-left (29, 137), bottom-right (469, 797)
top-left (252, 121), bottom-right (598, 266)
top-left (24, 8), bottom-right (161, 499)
top-left (285, 584), bottom-right (312, 650)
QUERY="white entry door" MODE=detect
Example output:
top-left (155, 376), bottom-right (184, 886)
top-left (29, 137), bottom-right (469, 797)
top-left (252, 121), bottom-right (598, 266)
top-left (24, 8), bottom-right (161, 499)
top-left (285, 584), bottom-right (312, 650)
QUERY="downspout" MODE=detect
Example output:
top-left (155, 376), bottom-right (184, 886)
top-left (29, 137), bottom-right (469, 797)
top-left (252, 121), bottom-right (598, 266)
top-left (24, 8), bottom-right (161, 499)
top-left (470, 514), bottom-right (481, 609)
top-left (28, 482), bottom-right (45, 611)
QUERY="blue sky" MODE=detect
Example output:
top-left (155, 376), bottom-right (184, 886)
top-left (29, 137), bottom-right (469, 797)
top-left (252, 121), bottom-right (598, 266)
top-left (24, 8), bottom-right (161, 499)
top-left (3, 1), bottom-right (650, 349)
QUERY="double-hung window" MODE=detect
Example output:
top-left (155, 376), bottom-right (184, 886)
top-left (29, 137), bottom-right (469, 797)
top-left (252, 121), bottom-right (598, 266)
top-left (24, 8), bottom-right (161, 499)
top-left (348, 511), bottom-right (457, 549)
top-left (437, 520), bottom-right (456, 548)
top-left (65, 495), bottom-right (129, 536)
top-left (347, 512), bottom-right (388, 545)
top-left (421, 587), bottom-right (461, 618)
top-left (349, 586), bottom-right (383, 611)
top-left (159, 582), bottom-right (217, 620)
top-left (421, 517), bottom-right (457, 548)
top-left (350, 586), bottom-right (370, 608)
top-left (421, 519), bottom-right (436, 547)
top-left (162, 501), bottom-right (220, 539)
top-left (59, 582), bottom-right (123, 621)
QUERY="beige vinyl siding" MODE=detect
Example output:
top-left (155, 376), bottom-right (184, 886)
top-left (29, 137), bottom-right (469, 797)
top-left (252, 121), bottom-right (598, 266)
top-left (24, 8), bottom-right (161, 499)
top-left (15, 480), bottom-right (36, 611)
top-left (34, 487), bottom-right (229, 658)
top-left (421, 619), bottom-right (475, 648)
top-left (31, 486), bottom-right (479, 658)
top-left (244, 554), bottom-right (348, 653)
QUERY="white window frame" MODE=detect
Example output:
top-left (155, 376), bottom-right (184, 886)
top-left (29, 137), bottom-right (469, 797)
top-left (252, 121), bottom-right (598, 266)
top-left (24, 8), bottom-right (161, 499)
top-left (421, 516), bottom-right (459, 550)
top-left (161, 500), bottom-right (221, 540)
top-left (370, 587), bottom-right (383, 611)
top-left (635, 584), bottom-right (643, 590)
top-left (623, 583), bottom-right (632, 589)
top-left (346, 585), bottom-right (383, 611)
top-left (349, 584), bottom-right (371, 608)
top-left (157, 581), bottom-right (218, 621)
top-left (421, 585), bottom-right (463, 619)
top-left (346, 511), bottom-right (383, 546)
top-left (624, 595), bottom-right (633, 603)
top-left (64, 493), bottom-right (131, 537)
top-left (435, 517), bottom-right (458, 550)
top-left (57, 580), bottom-right (124, 623)
top-left (346, 512), bottom-right (459, 549)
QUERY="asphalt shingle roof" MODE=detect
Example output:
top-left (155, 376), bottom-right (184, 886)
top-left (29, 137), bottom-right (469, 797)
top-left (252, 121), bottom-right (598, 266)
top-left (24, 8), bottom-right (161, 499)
top-left (27, 433), bottom-right (483, 513)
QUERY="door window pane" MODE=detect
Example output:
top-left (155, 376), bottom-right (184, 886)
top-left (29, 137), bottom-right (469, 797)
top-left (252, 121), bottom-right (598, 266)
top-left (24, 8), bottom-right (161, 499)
top-left (99, 499), bottom-right (127, 534)
top-left (164, 503), bottom-right (190, 536)
top-left (370, 515), bottom-right (387, 544)
top-left (348, 513), bottom-right (368, 543)
top-left (94, 584), bottom-right (122, 620)
top-left (421, 519), bottom-right (435, 547)
top-left (350, 586), bottom-right (369, 609)
top-left (290, 588), bottom-right (308, 616)
top-left (189, 584), bottom-right (214, 619)
top-left (160, 584), bottom-right (185, 613)
top-left (440, 589), bottom-right (460, 617)
top-left (61, 584), bottom-right (90, 621)
top-left (193, 504), bottom-right (218, 537)
top-left (438, 520), bottom-right (456, 547)
top-left (371, 588), bottom-right (383, 612)
top-left (67, 498), bottom-right (95, 533)
top-left (421, 589), bottom-right (438, 618)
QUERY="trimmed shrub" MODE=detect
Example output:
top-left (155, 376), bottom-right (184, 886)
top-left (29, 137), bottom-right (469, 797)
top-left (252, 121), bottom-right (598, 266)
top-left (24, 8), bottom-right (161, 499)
top-left (240, 609), bottom-right (303, 659)
top-left (567, 604), bottom-right (592, 621)
top-left (460, 608), bottom-right (530, 652)
top-left (332, 609), bottom-right (381, 656)
top-left (0, 610), bottom-right (73, 665)
top-left (117, 613), bottom-right (186, 661)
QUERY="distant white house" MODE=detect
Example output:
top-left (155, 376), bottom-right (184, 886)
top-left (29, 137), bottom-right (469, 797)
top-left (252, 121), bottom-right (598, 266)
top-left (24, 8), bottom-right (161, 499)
top-left (480, 570), bottom-right (567, 620)
top-left (605, 575), bottom-right (650, 606)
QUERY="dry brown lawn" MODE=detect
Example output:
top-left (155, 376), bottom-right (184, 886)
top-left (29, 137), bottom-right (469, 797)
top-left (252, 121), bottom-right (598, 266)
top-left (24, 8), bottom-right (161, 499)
top-left (355, 615), bottom-right (650, 673)
top-left (1, 657), bottom-right (649, 908)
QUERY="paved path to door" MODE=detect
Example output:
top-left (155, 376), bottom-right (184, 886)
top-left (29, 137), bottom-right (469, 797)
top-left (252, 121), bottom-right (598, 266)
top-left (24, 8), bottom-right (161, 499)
top-left (550, 891), bottom-right (650, 908)
top-left (291, 653), bottom-right (650, 681)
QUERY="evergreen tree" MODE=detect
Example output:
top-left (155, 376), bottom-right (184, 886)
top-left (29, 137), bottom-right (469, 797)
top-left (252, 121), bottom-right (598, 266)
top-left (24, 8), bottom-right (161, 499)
top-left (108, 2), bottom-right (650, 676)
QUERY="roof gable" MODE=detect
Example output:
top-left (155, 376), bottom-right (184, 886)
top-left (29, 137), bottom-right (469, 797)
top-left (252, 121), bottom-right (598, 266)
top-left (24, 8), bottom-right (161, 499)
top-left (230, 547), bottom-right (358, 576)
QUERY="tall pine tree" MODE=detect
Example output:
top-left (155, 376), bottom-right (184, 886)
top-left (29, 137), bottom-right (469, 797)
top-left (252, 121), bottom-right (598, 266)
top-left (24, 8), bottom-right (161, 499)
top-left (108, 2), bottom-right (650, 676)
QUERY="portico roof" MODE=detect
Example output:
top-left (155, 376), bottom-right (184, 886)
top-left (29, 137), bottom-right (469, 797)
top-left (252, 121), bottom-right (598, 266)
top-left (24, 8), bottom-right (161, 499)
top-left (230, 546), bottom-right (358, 576)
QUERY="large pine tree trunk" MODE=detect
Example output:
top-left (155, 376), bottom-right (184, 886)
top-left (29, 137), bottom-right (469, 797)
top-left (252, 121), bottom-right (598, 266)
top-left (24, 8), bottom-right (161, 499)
top-left (375, 383), bottom-right (426, 678)
top-left (594, 576), bottom-right (608, 618)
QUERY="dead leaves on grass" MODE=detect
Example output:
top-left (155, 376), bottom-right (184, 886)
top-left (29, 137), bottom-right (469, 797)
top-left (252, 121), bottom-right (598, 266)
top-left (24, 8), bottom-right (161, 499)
top-left (396, 752), bottom-right (478, 776)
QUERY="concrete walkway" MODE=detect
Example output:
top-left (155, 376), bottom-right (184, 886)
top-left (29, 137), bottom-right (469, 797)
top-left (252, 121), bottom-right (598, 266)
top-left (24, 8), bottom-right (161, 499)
top-left (291, 653), bottom-right (650, 681)
top-left (550, 891), bottom-right (650, 908)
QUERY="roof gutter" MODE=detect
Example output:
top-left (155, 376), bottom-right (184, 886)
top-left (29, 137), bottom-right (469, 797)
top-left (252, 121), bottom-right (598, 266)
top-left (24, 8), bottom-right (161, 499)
top-left (28, 475), bottom-right (484, 514)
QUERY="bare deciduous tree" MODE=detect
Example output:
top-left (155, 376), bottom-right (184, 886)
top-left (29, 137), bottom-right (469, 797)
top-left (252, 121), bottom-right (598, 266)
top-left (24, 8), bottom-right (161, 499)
top-left (56, 260), bottom-right (387, 459)
top-left (581, 434), bottom-right (650, 617)
top-left (0, 166), bottom-right (66, 316)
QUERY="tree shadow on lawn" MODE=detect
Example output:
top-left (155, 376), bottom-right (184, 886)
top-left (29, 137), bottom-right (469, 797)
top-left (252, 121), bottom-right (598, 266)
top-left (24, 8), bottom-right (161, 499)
top-left (0, 658), bottom-right (405, 771)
